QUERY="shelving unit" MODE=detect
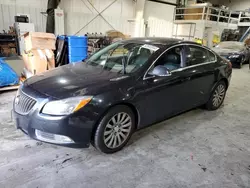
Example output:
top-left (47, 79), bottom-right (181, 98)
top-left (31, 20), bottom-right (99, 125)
top-left (0, 34), bottom-right (19, 57)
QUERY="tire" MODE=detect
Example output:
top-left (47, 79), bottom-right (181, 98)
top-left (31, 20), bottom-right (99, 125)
top-left (93, 105), bottom-right (135, 154)
top-left (248, 58), bottom-right (250, 69)
top-left (239, 61), bottom-right (243, 69)
top-left (205, 81), bottom-right (227, 111)
top-left (238, 56), bottom-right (244, 68)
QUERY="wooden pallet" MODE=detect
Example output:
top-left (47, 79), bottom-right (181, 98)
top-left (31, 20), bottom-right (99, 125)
top-left (0, 85), bottom-right (19, 91)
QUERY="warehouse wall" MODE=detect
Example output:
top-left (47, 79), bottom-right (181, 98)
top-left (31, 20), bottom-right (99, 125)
top-left (59, 0), bottom-right (136, 36)
top-left (208, 0), bottom-right (250, 11)
top-left (0, 0), bottom-right (47, 8)
top-left (224, 0), bottom-right (250, 11)
top-left (59, 0), bottom-right (135, 17)
top-left (0, 1), bottom-right (46, 32)
top-left (144, 1), bottom-right (175, 22)
top-left (0, 0), bottom-right (136, 36)
top-left (144, 1), bottom-right (175, 37)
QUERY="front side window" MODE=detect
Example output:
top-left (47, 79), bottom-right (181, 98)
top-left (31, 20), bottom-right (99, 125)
top-left (86, 42), bottom-right (159, 74)
top-left (186, 46), bottom-right (211, 66)
top-left (153, 46), bottom-right (184, 71)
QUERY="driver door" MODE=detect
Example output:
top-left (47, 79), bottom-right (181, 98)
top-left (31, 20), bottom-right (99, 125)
top-left (134, 45), bottom-right (190, 127)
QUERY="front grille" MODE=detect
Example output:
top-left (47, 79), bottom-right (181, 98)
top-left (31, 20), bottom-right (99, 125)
top-left (15, 90), bottom-right (36, 114)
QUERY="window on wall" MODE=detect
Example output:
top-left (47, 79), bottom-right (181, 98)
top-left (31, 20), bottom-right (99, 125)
top-left (186, 46), bottom-right (215, 66)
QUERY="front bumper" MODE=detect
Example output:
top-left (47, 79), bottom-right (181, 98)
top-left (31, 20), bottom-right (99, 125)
top-left (224, 56), bottom-right (243, 68)
top-left (12, 87), bottom-right (97, 148)
top-left (13, 111), bottom-right (95, 148)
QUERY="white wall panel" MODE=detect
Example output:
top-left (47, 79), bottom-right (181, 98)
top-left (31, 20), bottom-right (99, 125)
top-left (60, 0), bottom-right (135, 17)
top-left (0, 0), bottom-right (47, 8)
top-left (143, 1), bottom-right (175, 38)
top-left (147, 18), bottom-right (173, 37)
top-left (61, 0), bottom-right (135, 36)
top-left (144, 1), bottom-right (175, 22)
top-left (65, 11), bottom-right (133, 36)
top-left (0, 4), bottom-right (46, 32)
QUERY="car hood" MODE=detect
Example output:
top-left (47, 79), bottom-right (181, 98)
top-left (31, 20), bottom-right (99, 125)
top-left (213, 48), bottom-right (241, 56)
top-left (24, 63), bottom-right (129, 99)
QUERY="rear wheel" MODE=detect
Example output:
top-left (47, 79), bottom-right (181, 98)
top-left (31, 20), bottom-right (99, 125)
top-left (248, 58), bottom-right (250, 69)
top-left (205, 81), bottom-right (226, 110)
top-left (93, 105), bottom-right (135, 154)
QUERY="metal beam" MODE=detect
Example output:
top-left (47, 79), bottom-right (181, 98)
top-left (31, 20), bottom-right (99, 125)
top-left (80, 0), bottom-right (94, 14)
top-left (148, 0), bottom-right (177, 6)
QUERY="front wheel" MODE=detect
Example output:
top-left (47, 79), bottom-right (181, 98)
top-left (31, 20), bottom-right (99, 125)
top-left (93, 105), bottom-right (135, 154)
top-left (239, 61), bottom-right (243, 69)
top-left (205, 81), bottom-right (227, 111)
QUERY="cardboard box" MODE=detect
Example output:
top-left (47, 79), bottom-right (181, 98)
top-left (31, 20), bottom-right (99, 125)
top-left (22, 52), bottom-right (29, 69)
top-left (24, 32), bottom-right (56, 51)
top-left (22, 49), bottom-right (55, 75)
top-left (22, 49), bottom-right (48, 74)
top-left (184, 3), bottom-right (211, 20)
top-left (44, 49), bottom-right (55, 70)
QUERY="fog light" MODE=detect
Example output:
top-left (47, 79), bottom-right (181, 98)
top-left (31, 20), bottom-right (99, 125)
top-left (35, 130), bottom-right (74, 144)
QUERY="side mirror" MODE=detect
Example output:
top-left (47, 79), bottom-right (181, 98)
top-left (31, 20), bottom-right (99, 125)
top-left (148, 65), bottom-right (171, 77)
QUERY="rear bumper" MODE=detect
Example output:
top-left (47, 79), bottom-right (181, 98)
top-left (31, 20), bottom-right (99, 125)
top-left (12, 108), bottom-right (95, 148)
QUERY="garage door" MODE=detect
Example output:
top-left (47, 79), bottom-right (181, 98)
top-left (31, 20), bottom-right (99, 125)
top-left (144, 0), bottom-right (176, 37)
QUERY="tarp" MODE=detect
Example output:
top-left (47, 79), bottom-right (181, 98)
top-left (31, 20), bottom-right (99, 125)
top-left (0, 58), bottom-right (19, 87)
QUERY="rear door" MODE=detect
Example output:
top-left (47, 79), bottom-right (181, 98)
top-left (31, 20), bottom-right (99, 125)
top-left (182, 44), bottom-right (216, 106)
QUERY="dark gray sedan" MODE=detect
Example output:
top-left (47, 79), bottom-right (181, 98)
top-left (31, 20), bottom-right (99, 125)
top-left (213, 41), bottom-right (250, 68)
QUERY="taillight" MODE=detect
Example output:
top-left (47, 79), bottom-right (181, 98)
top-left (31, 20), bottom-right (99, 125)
top-left (228, 61), bottom-right (232, 69)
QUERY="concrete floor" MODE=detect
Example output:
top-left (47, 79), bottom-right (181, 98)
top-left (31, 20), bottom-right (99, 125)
top-left (1, 66), bottom-right (250, 188)
top-left (4, 56), bottom-right (24, 76)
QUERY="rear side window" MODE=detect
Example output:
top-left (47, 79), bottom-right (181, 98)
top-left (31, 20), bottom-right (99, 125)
top-left (207, 50), bottom-right (216, 62)
top-left (186, 46), bottom-right (214, 66)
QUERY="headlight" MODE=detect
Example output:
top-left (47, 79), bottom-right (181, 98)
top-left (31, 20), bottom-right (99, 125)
top-left (42, 96), bottom-right (93, 115)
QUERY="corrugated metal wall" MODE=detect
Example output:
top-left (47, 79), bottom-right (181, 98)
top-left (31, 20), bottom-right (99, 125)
top-left (65, 12), bottom-right (134, 35)
top-left (0, 3), bottom-right (46, 32)
top-left (0, 0), bottom-right (47, 7)
top-left (146, 19), bottom-right (173, 37)
top-left (61, 0), bottom-right (136, 36)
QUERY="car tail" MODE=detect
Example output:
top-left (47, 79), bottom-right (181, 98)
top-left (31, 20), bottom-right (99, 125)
top-left (227, 61), bottom-right (232, 69)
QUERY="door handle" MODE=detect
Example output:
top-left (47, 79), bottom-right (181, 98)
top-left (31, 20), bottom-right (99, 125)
top-left (182, 77), bottom-right (191, 82)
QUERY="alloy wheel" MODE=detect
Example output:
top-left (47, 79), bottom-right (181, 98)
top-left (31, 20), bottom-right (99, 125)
top-left (212, 84), bottom-right (225, 107)
top-left (103, 112), bottom-right (132, 149)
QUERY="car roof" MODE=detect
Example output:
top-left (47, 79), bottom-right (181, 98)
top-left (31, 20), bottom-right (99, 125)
top-left (121, 37), bottom-right (199, 47)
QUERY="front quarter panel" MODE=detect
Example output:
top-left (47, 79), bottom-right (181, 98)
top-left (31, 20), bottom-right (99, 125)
top-left (78, 80), bottom-right (137, 130)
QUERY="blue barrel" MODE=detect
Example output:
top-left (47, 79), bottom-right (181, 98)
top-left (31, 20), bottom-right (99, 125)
top-left (68, 55), bottom-right (88, 63)
top-left (67, 36), bottom-right (88, 63)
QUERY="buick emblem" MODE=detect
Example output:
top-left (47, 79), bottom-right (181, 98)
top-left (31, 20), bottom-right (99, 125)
top-left (15, 95), bottom-right (20, 105)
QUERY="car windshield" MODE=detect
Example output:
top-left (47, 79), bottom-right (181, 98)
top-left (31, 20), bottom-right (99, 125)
top-left (86, 42), bottom-right (159, 74)
top-left (215, 42), bottom-right (245, 50)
